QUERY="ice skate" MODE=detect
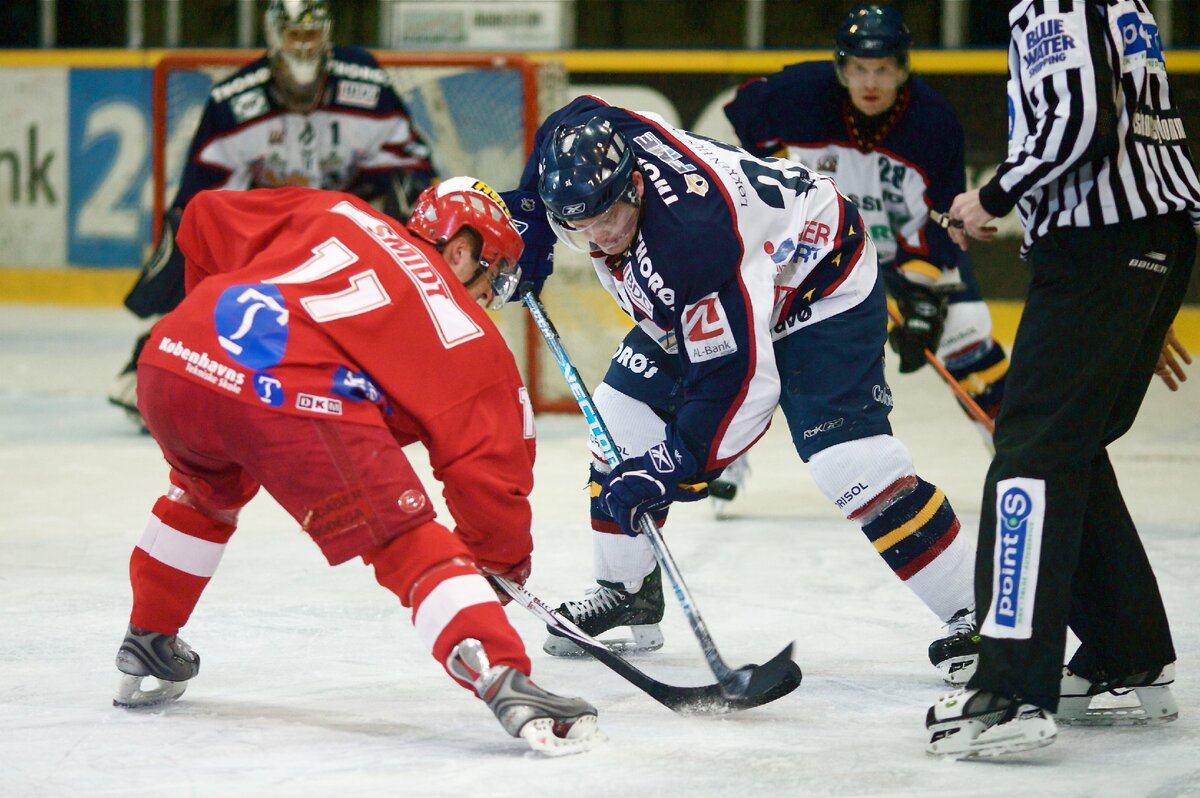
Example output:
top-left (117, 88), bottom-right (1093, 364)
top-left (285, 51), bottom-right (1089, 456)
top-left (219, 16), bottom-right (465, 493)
top-left (113, 624), bottom-right (200, 708)
top-left (926, 688), bottom-right (1057, 759)
top-left (1058, 663), bottom-right (1178, 726)
top-left (448, 639), bottom-right (604, 757)
top-left (928, 608), bottom-right (979, 685)
top-left (543, 565), bottom-right (664, 657)
top-left (710, 456), bottom-right (750, 519)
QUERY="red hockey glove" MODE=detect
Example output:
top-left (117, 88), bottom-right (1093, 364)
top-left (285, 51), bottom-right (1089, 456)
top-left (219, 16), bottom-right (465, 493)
top-left (477, 555), bottom-right (531, 605)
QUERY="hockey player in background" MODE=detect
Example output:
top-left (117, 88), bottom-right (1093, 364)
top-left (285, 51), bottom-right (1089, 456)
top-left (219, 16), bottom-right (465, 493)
top-left (109, 0), bottom-right (435, 430)
top-left (726, 3), bottom-right (1011, 451)
top-left (110, 180), bottom-right (603, 757)
top-left (505, 95), bottom-right (980, 685)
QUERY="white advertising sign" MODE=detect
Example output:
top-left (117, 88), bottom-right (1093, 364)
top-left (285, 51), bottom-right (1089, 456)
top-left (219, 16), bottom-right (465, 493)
top-left (0, 69), bottom-right (68, 266)
top-left (390, 0), bottom-right (574, 50)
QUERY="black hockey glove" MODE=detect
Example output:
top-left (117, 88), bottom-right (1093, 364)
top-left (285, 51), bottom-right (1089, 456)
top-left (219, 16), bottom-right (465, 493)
top-left (500, 190), bottom-right (555, 298)
top-left (889, 283), bottom-right (949, 374)
top-left (600, 439), bottom-right (708, 537)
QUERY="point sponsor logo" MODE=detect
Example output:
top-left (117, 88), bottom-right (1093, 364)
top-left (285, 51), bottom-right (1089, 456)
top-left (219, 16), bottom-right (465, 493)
top-left (994, 486), bottom-right (1033, 627)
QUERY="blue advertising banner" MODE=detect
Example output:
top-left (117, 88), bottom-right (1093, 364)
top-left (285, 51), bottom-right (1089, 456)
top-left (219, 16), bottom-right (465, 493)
top-left (67, 68), bottom-right (152, 267)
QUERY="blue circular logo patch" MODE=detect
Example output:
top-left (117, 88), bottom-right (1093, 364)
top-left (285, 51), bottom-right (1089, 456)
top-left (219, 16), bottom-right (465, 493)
top-left (213, 284), bottom-right (289, 371)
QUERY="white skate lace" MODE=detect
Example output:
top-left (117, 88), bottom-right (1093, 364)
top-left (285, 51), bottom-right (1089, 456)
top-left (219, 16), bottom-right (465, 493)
top-left (945, 609), bottom-right (975, 637)
top-left (564, 585), bottom-right (625, 620)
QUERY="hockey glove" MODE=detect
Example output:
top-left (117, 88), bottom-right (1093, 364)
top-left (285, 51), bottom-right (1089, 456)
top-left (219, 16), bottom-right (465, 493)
top-left (478, 555), bottom-right (531, 606)
top-left (600, 440), bottom-right (708, 537)
top-left (889, 282), bottom-right (948, 374)
top-left (500, 190), bottom-right (555, 297)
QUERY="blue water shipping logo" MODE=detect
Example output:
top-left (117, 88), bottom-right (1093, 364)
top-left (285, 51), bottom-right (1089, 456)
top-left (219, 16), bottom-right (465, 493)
top-left (1023, 17), bottom-right (1077, 78)
top-left (994, 486), bottom-right (1033, 627)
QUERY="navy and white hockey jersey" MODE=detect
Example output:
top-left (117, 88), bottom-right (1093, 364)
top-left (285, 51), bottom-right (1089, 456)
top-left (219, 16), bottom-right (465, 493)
top-left (170, 45), bottom-right (433, 212)
top-left (725, 61), bottom-right (962, 278)
top-left (519, 95), bottom-right (878, 474)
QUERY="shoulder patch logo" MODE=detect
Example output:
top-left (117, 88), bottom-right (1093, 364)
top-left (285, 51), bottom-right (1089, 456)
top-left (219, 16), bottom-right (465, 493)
top-left (231, 88), bottom-right (270, 123)
top-left (1018, 13), bottom-right (1086, 82)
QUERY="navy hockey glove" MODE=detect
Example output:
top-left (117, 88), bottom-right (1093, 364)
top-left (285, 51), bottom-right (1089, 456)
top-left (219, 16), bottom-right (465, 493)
top-left (889, 282), bottom-right (948, 374)
top-left (500, 190), bottom-right (555, 297)
top-left (600, 440), bottom-right (708, 537)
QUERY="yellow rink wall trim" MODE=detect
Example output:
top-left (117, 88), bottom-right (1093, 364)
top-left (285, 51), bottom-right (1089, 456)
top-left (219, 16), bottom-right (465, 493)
top-left (7, 48), bottom-right (1200, 75)
top-left (2, 266), bottom-right (1198, 350)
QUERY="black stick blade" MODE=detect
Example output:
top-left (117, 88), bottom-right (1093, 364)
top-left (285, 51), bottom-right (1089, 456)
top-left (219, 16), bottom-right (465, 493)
top-left (583, 637), bottom-right (801, 715)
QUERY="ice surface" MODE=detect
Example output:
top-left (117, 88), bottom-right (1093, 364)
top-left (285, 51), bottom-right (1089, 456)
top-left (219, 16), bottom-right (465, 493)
top-left (1, 304), bottom-right (1198, 797)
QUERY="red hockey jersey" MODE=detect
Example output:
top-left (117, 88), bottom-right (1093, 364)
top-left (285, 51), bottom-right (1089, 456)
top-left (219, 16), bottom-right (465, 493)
top-left (140, 187), bottom-right (535, 564)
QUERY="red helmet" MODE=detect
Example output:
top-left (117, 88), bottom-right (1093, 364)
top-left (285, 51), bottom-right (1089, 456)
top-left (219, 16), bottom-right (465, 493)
top-left (407, 177), bottom-right (525, 309)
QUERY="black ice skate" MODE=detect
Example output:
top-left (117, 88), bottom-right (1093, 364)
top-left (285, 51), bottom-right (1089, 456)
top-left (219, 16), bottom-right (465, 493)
top-left (113, 624), bottom-right (200, 708)
top-left (1058, 662), bottom-right (1178, 726)
top-left (448, 639), bottom-right (604, 756)
top-left (928, 608), bottom-right (979, 685)
top-left (926, 688), bottom-right (1057, 759)
top-left (710, 456), bottom-right (750, 520)
top-left (543, 565), bottom-right (665, 657)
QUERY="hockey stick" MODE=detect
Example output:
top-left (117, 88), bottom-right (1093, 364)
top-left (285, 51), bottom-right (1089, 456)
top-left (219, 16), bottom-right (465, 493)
top-left (886, 303), bottom-right (996, 435)
top-left (494, 577), bottom-right (798, 714)
top-left (521, 289), bottom-right (802, 703)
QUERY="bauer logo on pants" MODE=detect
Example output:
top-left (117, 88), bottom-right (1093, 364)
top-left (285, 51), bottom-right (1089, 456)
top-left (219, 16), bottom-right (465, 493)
top-left (981, 478), bottom-right (1044, 640)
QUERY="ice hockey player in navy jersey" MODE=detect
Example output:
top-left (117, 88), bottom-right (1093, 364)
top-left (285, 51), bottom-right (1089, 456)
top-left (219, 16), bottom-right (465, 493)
top-left (725, 4), bottom-right (1010, 455)
top-left (504, 94), bottom-right (981, 685)
top-left (110, 0), bottom-right (435, 430)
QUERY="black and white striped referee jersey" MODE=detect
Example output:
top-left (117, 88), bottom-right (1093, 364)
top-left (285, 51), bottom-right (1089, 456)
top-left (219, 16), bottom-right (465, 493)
top-left (979, 0), bottom-right (1200, 254)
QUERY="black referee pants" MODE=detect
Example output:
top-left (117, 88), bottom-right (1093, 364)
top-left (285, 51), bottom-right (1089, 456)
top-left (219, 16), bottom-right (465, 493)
top-left (969, 213), bottom-right (1194, 711)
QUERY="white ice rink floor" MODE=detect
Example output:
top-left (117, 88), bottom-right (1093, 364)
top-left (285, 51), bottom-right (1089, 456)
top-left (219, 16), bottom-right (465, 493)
top-left (2, 304), bottom-right (1198, 797)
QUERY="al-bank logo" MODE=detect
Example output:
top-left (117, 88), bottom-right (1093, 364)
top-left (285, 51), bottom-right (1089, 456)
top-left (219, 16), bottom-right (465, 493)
top-left (982, 478), bottom-right (1044, 640)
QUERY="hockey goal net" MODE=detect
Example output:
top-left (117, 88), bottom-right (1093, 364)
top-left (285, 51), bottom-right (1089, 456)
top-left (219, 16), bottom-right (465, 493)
top-left (152, 50), bottom-right (628, 413)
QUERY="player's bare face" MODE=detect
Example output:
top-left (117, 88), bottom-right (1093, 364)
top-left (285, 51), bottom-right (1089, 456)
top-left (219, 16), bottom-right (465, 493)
top-left (569, 199), bottom-right (640, 255)
top-left (843, 56), bottom-right (906, 116)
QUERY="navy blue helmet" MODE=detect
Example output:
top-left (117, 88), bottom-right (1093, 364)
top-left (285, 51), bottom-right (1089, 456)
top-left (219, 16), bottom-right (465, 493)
top-left (537, 116), bottom-right (637, 225)
top-left (834, 4), bottom-right (911, 70)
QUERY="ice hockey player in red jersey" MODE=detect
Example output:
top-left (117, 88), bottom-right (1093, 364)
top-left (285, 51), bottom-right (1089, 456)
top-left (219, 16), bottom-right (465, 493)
top-left (110, 178), bottom-right (603, 756)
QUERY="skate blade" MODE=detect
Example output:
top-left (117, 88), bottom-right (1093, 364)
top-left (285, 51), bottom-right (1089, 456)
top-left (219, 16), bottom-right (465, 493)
top-left (113, 673), bottom-right (188, 709)
top-left (543, 625), bottom-right (664, 658)
top-left (519, 715), bottom-right (606, 757)
top-left (937, 655), bottom-right (978, 686)
top-left (1057, 689), bottom-right (1179, 726)
top-left (927, 715), bottom-right (1057, 759)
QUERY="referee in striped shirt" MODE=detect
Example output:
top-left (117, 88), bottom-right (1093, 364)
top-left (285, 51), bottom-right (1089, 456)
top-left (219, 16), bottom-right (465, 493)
top-left (925, 0), bottom-right (1199, 758)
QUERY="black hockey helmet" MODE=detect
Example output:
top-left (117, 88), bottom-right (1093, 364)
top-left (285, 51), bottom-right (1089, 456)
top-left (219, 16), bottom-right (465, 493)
top-left (537, 115), bottom-right (641, 251)
top-left (835, 4), bottom-right (911, 72)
